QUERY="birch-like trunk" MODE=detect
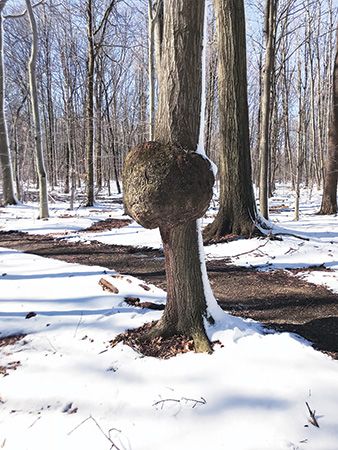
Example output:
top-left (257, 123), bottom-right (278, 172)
top-left (26, 0), bottom-right (49, 218)
top-left (258, 0), bottom-right (277, 220)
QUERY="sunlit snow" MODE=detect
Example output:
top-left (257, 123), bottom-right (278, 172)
top-left (1, 185), bottom-right (338, 450)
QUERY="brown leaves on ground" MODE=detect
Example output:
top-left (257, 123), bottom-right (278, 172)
top-left (110, 321), bottom-right (195, 359)
top-left (0, 361), bottom-right (21, 376)
top-left (0, 334), bottom-right (26, 348)
top-left (0, 334), bottom-right (25, 376)
top-left (110, 321), bottom-right (222, 359)
top-left (84, 218), bottom-right (132, 232)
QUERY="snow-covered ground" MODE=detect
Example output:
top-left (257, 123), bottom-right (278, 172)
top-left (1, 185), bottom-right (338, 450)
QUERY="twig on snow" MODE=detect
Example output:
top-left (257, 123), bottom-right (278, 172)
top-left (73, 312), bottom-right (83, 338)
top-left (68, 415), bottom-right (123, 450)
top-left (228, 239), bottom-right (270, 259)
top-left (152, 396), bottom-right (207, 410)
top-left (181, 397), bottom-right (207, 408)
top-left (271, 232), bottom-right (309, 241)
top-left (306, 401), bottom-right (320, 428)
top-left (28, 415), bottom-right (41, 429)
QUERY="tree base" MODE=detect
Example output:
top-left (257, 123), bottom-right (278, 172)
top-left (203, 218), bottom-right (263, 244)
top-left (317, 205), bottom-right (337, 215)
top-left (111, 320), bottom-right (214, 358)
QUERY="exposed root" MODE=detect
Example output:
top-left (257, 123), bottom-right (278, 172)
top-left (110, 321), bottom-right (217, 358)
top-left (203, 224), bottom-right (264, 246)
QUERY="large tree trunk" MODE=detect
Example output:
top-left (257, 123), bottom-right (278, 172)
top-left (204, 0), bottom-right (258, 242)
top-left (26, 0), bottom-right (49, 218)
top-left (258, 0), bottom-right (277, 220)
top-left (0, 2), bottom-right (17, 205)
top-left (153, 0), bottom-right (212, 352)
top-left (319, 27), bottom-right (338, 215)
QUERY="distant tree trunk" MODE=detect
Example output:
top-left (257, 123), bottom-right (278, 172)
top-left (152, 0), bottom-right (213, 352)
top-left (295, 48), bottom-right (304, 221)
top-left (204, 0), bottom-right (258, 241)
top-left (204, 38), bottom-right (217, 159)
top-left (42, 4), bottom-right (56, 189)
top-left (319, 27), bottom-right (338, 215)
top-left (258, 0), bottom-right (277, 220)
top-left (85, 0), bottom-right (95, 206)
top-left (103, 85), bottom-right (121, 194)
top-left (148, 0), bottom-right (157, 140)
top-left (25, 0), bottom-right (49, 218)
top-left (95, 56), bottom-right (104, 191)
top-left (0, 1), bottom-right (17, 205)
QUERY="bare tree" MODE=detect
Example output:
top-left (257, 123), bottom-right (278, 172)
top-left (0, 0), bottom-right (17, 205)
top-left (319, 26), bottom-right (338, 214)
top-left (258, 0), bottom-right (278, 220)
top-left (147, 0), bottom-right (162, 140)
top-left (123, 0), bottom-right (216, 352)
top-left (25, 0), bottom-right (49, 218)
top-left (204, 0), bottom-right (258, 241)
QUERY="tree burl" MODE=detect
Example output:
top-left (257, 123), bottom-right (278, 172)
top-left (123, 141), bottom-right (214, 229)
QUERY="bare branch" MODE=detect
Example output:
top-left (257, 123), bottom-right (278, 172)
top-left (4, 0), bottom-right (45, 19)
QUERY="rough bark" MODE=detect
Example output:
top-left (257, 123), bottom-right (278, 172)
top-left (123, 142), bottom-right (213, 229)
top-left (26, 0), bottom-right (49, 218)
top-left (319, 27), bottom-right (338, 215)
top-left (152, 0), bottom-right (212, 352)
top-left (0, 1), bottom-right (17, 205)
top-left (148, 0), bottom-right (156, 140)
top-left (204, 0), bottom-right (258, 241)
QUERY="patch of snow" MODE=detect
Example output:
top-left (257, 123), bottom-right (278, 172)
top-left (1, 248), bottom-right (338, 449)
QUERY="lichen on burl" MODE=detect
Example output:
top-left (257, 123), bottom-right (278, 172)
top-left (123, 141), bottom-right (214, 229)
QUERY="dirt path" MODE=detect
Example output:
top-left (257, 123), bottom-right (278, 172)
top-left (1, 230), bottom-right (338, 358)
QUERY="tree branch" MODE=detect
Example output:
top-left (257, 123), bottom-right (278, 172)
top-left (4, 0), bottom-right (45, 19)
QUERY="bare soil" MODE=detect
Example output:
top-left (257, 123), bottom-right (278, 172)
top-left (1, 229), bottom-right (338, 358)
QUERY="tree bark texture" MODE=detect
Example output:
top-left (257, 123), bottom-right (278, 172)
top-left (155, 0), bottom-right (204, 150)
top-left (0, 2), bottom-right (17, 205)
top-left (319, 27), bottom-right (338, 215)
top-left (85, 0), bottom-right (95, 206)
top-left (204, 0), bottom-right (258, 241)
top-left (258, 0), bottom-right (277, 220)
top-left (154, 0), bottom-right (212, 352)
top-left (26, 0), bottom-right (49, 218)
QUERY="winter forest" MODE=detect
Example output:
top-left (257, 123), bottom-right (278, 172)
top-left (1, 0), bottom-right (338, 449)
top-left (0, 0), bottom-right (336, 211)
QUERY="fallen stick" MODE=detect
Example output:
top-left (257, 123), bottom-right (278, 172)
top-left (99, 278), bottom-right (119, 294)
top-left (306, 401), bottom-right (320, 428)
top-left (124, 297), bottom-right (165, 310)
top-left (271, 232), bottom-right (309, 241)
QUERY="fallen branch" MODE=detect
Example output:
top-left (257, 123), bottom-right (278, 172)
top-left (124, 297), bottom-right (165, 310)
top-left (271, 232), bottom-right (309, 241)
top-left (99, 278), bottom-right (119, 294)
top-left (229, 239), bottom-right (270, 258)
